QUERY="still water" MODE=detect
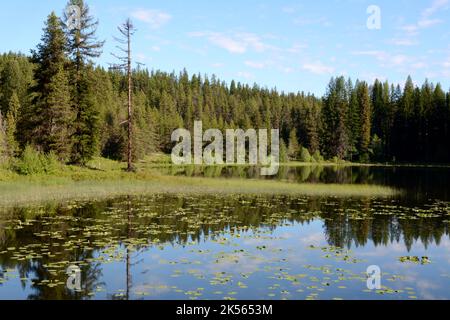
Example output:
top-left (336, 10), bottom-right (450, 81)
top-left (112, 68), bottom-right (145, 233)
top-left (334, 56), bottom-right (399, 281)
top-left (0, 166), bottom-right (449, 300)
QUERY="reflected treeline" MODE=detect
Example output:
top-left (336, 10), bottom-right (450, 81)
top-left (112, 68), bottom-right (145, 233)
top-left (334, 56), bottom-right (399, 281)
top-left (0, 194), bottom-right (449, 299)
top-left (161, 165), bottom-right (450, 201)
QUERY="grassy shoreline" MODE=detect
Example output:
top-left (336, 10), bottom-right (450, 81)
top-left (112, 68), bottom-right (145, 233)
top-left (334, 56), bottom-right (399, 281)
top-left (0, 156), bottom-right (402, 207)
top-left (0, 175), bottom-right (399, 208)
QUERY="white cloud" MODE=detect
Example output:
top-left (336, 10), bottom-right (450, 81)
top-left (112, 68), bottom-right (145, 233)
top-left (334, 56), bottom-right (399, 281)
top-left (418, 18), bottom-right (443, 28)
top-left (282, 5), bottom-right (297, 14)
top-left (390, 38), bottom-right (419, 46)
top-left (400, 0), bottom-right (449, 34)
top-left (131, 9), bottom-right (172, 29)
top-left (352, 50), bottom-right (387, 60)
top-left (188, 31), bottom-right (273, 54)
top-left (245, 61), bottom-right (267, 69)
top-left (237, 71), bottom-right (254, 79)
top-left (294, 16), bottom-right (331, 27)
top-left (302, 61), bottom-right (334, 75)
top-left (351, 51), bottom-right (414, 68)
top-left (443, 58), bottom-right (450, 68)
top-left (422, 0), bottom-right (449, 18)
top-left (287, 43), bottom-right (308, 53)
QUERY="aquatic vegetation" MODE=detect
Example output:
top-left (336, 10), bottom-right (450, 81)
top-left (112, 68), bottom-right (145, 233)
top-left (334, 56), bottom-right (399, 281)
top-left (0, 193), bottom-right (448, 300)
top-left (0, 173), bottom-right (400, 207)
top-left (398, 256), bottom-right (431, 265)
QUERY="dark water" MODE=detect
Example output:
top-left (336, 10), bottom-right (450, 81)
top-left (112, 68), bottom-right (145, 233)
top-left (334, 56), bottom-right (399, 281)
top-left (0, 166), bottom-right (449, 300)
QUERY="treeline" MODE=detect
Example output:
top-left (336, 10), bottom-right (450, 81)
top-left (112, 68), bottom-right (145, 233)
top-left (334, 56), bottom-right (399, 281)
top-left (0, 0), bottom-right (449, 168)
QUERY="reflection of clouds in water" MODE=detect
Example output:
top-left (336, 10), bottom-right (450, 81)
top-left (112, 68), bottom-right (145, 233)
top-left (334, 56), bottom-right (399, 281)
top-left (205, 252), bottom-right (268, 274)
top-left (357, 242), bottom-right (406, 257)
top-left (416, 279), bottom-right (441, 300)
top-left (298, 232), bottom-right (325, 246)
top-left (437, 238), bottom-right (450, 265)
top-left (132, 274), bottom-right (173, 297)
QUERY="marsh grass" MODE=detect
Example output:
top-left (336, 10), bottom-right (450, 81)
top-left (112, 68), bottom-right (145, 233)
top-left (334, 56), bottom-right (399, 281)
top-left (0, 156), bottom-right (401, 207)
top-left (0, 173), bottom-right (399, 207)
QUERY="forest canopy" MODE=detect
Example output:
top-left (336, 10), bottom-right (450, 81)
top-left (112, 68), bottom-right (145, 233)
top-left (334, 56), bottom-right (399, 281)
top-left (0, 1), bottom-right (449, 167)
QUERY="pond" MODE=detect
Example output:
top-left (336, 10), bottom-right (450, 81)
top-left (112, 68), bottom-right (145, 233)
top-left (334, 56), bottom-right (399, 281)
top-left (0, 166), bottom-right (449, 300)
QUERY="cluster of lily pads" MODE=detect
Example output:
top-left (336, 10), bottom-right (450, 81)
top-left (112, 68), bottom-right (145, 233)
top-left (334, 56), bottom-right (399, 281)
top-left (0, 194), bottom-right (449, 300)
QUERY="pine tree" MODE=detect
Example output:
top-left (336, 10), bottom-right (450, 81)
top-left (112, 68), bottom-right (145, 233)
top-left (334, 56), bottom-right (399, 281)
top-left (0, 59), bottom-right (20, 115)
top-left (357, 82), bottom-right (372, 161)
top-left (63, 0), bottom-right (104, 164)
top-left (63, 0), bottom-right (104, 73)
top-left (6, 92), bottom-right (19, 156)
top-left (323, 77), bottom-right (350, 159)
top-left (29, 12), bottom-right (74, 160)
top-left (70, 67), bottom-right (99, 164)
top-left (287, 129), bottom-right (300, 160)
top-left (0, 112), bottom-right (7, 162)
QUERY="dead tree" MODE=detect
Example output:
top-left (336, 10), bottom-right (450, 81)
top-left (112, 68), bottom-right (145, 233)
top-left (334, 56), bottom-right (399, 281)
top-left (110, 19), bottom-right (136, 172)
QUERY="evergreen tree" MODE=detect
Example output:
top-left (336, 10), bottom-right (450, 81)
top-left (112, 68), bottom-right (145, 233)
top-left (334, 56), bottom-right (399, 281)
top-left (6, 92), bottom-right (19, 156)
top-left (29, 12), bottom-right (73, 160)
top-left (357, 82), bottom-right (372, 161)
top-left (70, 67), bottom-right (100, 164)
top-left (323, 77), bottom-right (350, 159)
top-left (0, 112), bottom-right (7, 162)
top-left (287, 129), bottom-right (300, 160)
top-left (63, 0), bottom-right (104, 164)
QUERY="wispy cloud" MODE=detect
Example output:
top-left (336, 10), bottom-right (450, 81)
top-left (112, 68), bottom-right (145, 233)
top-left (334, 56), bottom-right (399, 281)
top-left (293, 16), bottom-right (331, 27)
top-left (245, 60), bottom-right (269, 69)
top-left (287, 43), bottom-right (308, 53)
top-left (131, 9), bottom-right (172, 29)
top-left (400, 0), bottom-right (449, 35)
top-left (389, 38), bottom-right (419, 46)
top-left (188, 31), bottom-right (274, 54)
top-left (443, 58), bottom-right (450, 68)
top-left (351, 51), bottom-right (415, 69)
top-left (422, 0), bottom-right (449, 18)
top-left (302, 61), bottom-right (334, 75)
top-left (237, 71), bottom-right (254, 79)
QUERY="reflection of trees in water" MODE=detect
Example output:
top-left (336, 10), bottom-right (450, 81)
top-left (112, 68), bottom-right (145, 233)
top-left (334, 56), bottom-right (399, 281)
top-left (0, 194), bottom-right (449, 298)
top-left (0, 204), bottom-right (105, 300)
top-left (161, 165), bottom-right (450, 201)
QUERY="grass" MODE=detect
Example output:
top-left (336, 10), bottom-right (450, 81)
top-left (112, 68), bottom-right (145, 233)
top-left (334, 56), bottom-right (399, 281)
top-left (0, 156), bottom-right (400, 207)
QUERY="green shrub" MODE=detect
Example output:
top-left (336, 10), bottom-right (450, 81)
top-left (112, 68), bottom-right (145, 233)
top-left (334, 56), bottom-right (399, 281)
top-left (312, 150), bottom-right (324, 162)
top-left (42, 151), bottom-right (62, 174)
top-left (299, 147), bottom-right (312, 162)
top-left (279, 140), bottom-right (288, 163)
top-left (13, 146), bottom-right (62, 175)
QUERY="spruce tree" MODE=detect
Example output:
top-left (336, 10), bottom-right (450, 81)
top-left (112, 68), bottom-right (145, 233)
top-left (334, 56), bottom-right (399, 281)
top-left (6, 92), bottom-right (19, 156)
top-left (357, 82), bottom-right (372, 161)
top-left (29, 12), bottom-right (73, 160)
top-left (0, 112), bottom-right (7, 162)
top-left (63, 0), bottom-right (104, 164)
top-left (287, 129), bottom-right (300, 160)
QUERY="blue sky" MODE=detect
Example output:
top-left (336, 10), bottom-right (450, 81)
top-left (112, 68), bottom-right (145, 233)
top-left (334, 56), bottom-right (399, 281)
top-left (1, 0), bottom-right (450, 95)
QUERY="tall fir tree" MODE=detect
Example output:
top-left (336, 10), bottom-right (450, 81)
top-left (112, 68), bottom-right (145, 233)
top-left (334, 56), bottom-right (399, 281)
top-left (29, 12), bottom-right (74, 159)
top-left (63, 0), bottom-right (104, 164)
top-left (357, 82), bottom-right (372, 161)
top-left (287, 129), bottom-right (300, 160)
top-left (0, 112), bottom-right (7, 162)
top-left (5, 92), bottom-right (20, 157)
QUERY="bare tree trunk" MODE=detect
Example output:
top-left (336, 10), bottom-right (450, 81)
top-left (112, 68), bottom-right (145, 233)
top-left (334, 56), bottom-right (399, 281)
top-left (127, 26), bottom-right (133, 172)
top-left (111, 19), bottom-right (136, 171)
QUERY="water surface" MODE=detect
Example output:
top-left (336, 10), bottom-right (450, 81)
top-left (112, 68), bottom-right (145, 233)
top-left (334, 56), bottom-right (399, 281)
top-left (0, 166), bottom-right (449, 300)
